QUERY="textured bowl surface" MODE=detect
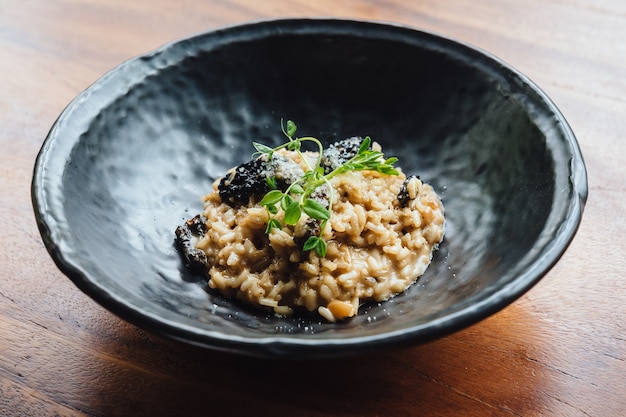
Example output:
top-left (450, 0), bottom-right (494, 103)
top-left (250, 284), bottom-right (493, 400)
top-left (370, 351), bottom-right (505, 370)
top-left (32, 19), bottom-right (587, 357)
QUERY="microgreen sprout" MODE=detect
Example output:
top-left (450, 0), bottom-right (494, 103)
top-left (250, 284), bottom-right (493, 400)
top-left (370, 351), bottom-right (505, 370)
top-left (255, 120), bottom-right (399, 257)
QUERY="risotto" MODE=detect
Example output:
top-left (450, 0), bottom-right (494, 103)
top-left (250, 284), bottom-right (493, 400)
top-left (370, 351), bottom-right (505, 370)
top-left (176, 133), bottom-right (444, 322)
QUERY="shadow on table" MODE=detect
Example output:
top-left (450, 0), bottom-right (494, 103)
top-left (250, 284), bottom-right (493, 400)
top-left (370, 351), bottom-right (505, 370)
top-left (82, 301), bottom-right (551, 416)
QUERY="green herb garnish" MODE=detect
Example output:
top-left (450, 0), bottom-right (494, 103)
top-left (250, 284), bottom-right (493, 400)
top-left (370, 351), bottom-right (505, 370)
top-left (255, 120), bottom-right (399, 257)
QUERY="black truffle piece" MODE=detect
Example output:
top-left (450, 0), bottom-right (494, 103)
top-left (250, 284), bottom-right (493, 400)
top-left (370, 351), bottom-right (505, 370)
top-left (309, 184), bottom-right (331, 209)
top-left (294, 217), bottom-right (322, 251)
top-left (175, 214), bottom-right (208, 269)
top-left (218, 154), bottom-right (304, 206)
top-left (218, 158), bottom-right (271, 206)
top-left (270, 154), bottom-right (304, 189)
top-left (321, 136), bottom-right (364, 174)
top-left (397, 175), bottom-right (420, 207)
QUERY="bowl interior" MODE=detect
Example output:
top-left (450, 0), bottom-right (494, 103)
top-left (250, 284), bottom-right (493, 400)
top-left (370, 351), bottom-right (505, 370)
top-left (33, 19), bottom-right (586, 357)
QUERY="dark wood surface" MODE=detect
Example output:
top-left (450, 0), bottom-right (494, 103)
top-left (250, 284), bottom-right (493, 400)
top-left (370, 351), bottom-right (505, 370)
top-left (1, 1), bottom-right (625, 416)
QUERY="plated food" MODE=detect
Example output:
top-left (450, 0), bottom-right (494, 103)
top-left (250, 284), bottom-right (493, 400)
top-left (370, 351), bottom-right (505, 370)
top-left (176, 122), bottom-right (445, 321)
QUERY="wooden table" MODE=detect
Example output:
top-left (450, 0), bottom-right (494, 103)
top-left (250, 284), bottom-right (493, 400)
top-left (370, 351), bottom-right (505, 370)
top-left (1, 1), bottom-right (624, 415)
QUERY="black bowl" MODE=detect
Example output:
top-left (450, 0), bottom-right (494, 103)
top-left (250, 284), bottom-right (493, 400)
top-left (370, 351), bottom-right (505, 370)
top-left (32, 19), bottom-right (587, 358)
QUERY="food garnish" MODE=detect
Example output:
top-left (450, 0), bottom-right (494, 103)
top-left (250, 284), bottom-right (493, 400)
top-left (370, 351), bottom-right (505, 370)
top-left (254, 120), bottom-right (399, 257)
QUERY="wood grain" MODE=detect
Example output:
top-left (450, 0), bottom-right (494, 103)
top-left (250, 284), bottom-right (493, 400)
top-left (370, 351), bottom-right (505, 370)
top-left (1, 0), bottom-right (624, 416)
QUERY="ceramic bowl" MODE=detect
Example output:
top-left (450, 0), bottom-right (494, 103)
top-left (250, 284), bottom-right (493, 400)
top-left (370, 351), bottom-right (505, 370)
top-left (32, 19), bottom-right (587, 357)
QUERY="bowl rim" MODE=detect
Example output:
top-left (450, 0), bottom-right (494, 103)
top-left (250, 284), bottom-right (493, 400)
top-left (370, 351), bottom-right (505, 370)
top-left (32, 17), bottom-right (588, 357)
